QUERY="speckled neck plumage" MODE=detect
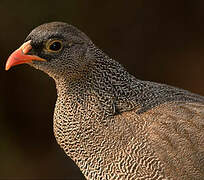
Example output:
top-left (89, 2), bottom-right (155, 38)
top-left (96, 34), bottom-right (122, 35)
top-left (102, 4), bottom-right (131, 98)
top-left (53, 44), bottom-right (203, 115)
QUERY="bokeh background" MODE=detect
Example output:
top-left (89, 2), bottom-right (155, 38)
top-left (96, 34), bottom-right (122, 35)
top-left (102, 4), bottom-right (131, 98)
top-left (1, 0), bottom-right (204, 179)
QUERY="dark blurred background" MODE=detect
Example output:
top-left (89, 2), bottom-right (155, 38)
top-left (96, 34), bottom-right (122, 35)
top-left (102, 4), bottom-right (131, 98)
top-left (1, 0), bottom-right (204, 179)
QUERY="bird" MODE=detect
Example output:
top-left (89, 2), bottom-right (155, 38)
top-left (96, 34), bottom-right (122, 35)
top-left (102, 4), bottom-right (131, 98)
top-left (5, 22), bottom-right (204, 180)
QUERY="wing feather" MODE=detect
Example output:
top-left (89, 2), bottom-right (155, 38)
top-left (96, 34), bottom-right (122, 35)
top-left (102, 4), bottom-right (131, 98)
top-left (147, 102), bottom-right (204, 179)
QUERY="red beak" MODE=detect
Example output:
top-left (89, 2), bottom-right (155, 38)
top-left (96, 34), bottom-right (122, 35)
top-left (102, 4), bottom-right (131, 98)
top-left (5, 40), bottom-right (46, 71)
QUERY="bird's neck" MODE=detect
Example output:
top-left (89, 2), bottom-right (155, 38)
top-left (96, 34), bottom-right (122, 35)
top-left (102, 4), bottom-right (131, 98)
top-left (53, 57), bottom-right (132, 158)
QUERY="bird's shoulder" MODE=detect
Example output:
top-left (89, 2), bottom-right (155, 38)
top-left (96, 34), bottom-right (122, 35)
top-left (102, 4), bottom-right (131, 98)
top-left (146, 101), bottom-right (204, 136)
top-left (118, 100), bottom-right (204, 135)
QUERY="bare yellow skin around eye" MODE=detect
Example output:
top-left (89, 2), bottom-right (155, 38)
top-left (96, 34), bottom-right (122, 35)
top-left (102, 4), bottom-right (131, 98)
top-left (45, 39), bottom-right (63, 53)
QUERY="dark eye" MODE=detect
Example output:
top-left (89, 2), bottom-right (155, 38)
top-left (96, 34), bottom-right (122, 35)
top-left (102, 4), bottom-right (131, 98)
top-left (45, 39), bottom-right (63, 52)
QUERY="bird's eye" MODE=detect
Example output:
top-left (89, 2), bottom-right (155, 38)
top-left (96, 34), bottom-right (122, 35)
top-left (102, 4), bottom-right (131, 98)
top-left (45, 39), bottom-right (63, 52)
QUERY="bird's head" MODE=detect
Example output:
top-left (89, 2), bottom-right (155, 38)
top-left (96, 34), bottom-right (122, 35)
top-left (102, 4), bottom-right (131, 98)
top-left (5, 22), bottom-right (95, 80)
